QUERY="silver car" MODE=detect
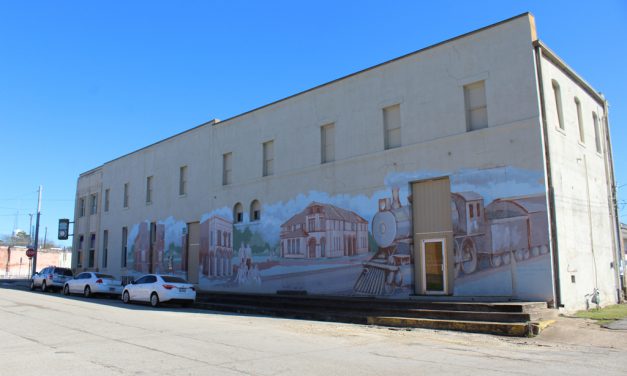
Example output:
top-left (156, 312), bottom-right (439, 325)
top-left (30, 266), bottom-right (74, 292)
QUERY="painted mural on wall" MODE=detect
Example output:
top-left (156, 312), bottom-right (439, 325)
top-left (123, 166), bottom-right (553, 301)
top-left (126, 217), bottom-right (187, 278)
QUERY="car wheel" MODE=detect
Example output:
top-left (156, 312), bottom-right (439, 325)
top-left (41, 281), bottom-right (47, 293)
top-left (29, 280), bottom-right (35, 291)
top-left (122, 291), bottom-right (130, 304)
top-left (150, 292), bottom-right (159, 308)
top-left (63, 284), bottom-right (70, 296)
top-left (84, 285), bottom-right (91, 298)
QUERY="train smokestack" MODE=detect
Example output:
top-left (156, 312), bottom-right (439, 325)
top-left (392, 187), bottom-right (401, 209)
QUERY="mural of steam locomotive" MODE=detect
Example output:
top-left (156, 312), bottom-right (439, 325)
top-left (354, 188), bottom-right (413, 295)
top-left (452, 192), bottom-right (550, 277)
top-left (354, 188), bottom-right (550, 295)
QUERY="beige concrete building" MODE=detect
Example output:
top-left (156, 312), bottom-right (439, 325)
top-left (71, 13), bottom-right (621, 312)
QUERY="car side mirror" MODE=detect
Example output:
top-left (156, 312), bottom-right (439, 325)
top-left (131, 280), bottom-right (136, 284)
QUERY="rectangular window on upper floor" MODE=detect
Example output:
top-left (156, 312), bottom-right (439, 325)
top-left (89, 193), bottom-right (97, 215)
top-left (383, 104), bottom-right (401, 149)
top-left (146, 176), bottom-right (153, 204)
top-left (321, 123), bottom-right (335, 163)
top-left (104, 189), bottom-right (110, 212)
top-left (263, 141), bottom-right (274, 177)
top-left (464, 81), bottom-right (488, 131)
top-left (123, 183), bottom-right (129, 208)
top-left (79, 197), bottom-right (85, 217)
top-left (179, 166), bottom-right (187, 195)
top-left (223, 153), bottom-right (232, 185)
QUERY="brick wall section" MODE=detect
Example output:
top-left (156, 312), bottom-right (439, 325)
top-left (0, 246), bottom-right (72, 277)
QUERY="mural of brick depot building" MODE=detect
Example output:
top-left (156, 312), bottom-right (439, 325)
top-left (72, 14), bottom-right (621, 312)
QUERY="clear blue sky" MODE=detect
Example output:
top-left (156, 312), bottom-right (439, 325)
top-left (1, 1), bottom-right (626, 247)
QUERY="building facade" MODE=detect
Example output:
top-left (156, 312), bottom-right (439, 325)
top-left (71, 13), bottom-right (621, 311)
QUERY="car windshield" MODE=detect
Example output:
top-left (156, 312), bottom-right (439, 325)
top-left (161, 276), bottom-right (187, 283)
top-left (56, 269), bottom-right (73, 276)
top-left (95, 274), bottom-right (115, 279)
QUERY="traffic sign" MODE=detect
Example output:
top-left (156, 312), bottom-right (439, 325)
top-left (26, 248), bottom-right (35, 258)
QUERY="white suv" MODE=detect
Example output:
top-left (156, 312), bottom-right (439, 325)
top-left (30, 266), bottom-right (74, 292)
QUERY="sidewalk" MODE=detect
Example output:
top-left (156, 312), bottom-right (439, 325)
top-left (0, 279), bottom-right (30, 289)
top-left (603, 319), bottom-right (627, 331)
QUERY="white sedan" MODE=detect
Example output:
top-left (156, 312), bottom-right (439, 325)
top-left (122, 274), bottom-right (196, 307)
top-left (63, 272), bottom-right (123, 298)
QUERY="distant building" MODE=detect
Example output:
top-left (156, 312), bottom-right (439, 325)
top-left (1, 246), bottom-right (71, 277)
top-left (280, 202), bottom-right (368, 259)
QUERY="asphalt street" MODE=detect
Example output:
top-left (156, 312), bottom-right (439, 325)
top-left (1, 287), bottom-right (626, 376)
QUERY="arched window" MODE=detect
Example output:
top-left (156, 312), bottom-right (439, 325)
top-left (233, 202), bottom-right (243, 223)
top-left (575, 97), bottom-right (584, 143)
top-left (250, 200), bottom-right (261, 221)
top-left (552, 80), bottom-right (564, 130)
top-left (592, 112), bottom-right (602, 154)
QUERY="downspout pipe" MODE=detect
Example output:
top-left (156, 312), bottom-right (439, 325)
top-left (534, 44), bottom-right (562, 308)
top-left (602, 101), bottom-right (624, 302)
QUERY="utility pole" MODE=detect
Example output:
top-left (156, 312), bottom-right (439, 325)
top-left (43, 227), bottom-right (47, 250)
top-left (28, 213), bottom-right (33, 244)
top-left (31, 186), bottom-right (42, 277)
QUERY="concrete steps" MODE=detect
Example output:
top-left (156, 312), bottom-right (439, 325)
top-left (367, 317), bottom-right (531, 336)
top-left (194, 291), bottom-right (556, 336)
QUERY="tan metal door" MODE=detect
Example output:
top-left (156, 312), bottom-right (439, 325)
top-left (412, 177), bottom-right (453, 295)
top-left (186, 222), bottom-right (200, 284)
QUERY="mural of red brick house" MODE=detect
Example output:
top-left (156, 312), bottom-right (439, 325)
top-left (280, 202), bottom-right (369, 259)
top-left (199, 215), bottom-right (233, 277)
top-left (132, 222), bottom-right (165, 273)
top-left (133, 222), bottom-right (150, 273)
top-left (174, 231), bottom-right (187, 273)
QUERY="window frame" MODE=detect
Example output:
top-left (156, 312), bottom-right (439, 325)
top-left (104, 188), bottom-right (110, 212)
top-left (223, 152), bottom-right (232, 186)
top-left (89, 193), bottom-right (98, 215)
top-left (262, 140), bottom-right (274, 177)
top-left (79, 197), bottom-right (85, 217)
top-left (145, 176), bottom-right (153, 204)
top-left (88, 233), bottom-right (96, 268)
top-left (383, 104), bottom-right (401, 149)
top-left (102, 230), bottom-right (108, 269)
top-left (250, 200), bottom-right (261, 221)
top-left (321, 123), bottom-right (335, 163)
top-left (464, 80), bottom-right (488, 132)
top-left (179, 165), bottom-right (187, 196)
top-left (121, 226), bottom-right (128, 268)
top-left (123, 183), bottom-right (129, 208)
top-left (575, 97), bottom-right (585, 144)
top-left (552, 80), bottom-right (565, 131)
top-left (233, 202), bottom-right (243, 223)
top-left (593, 112), bottom-right (602, 154)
